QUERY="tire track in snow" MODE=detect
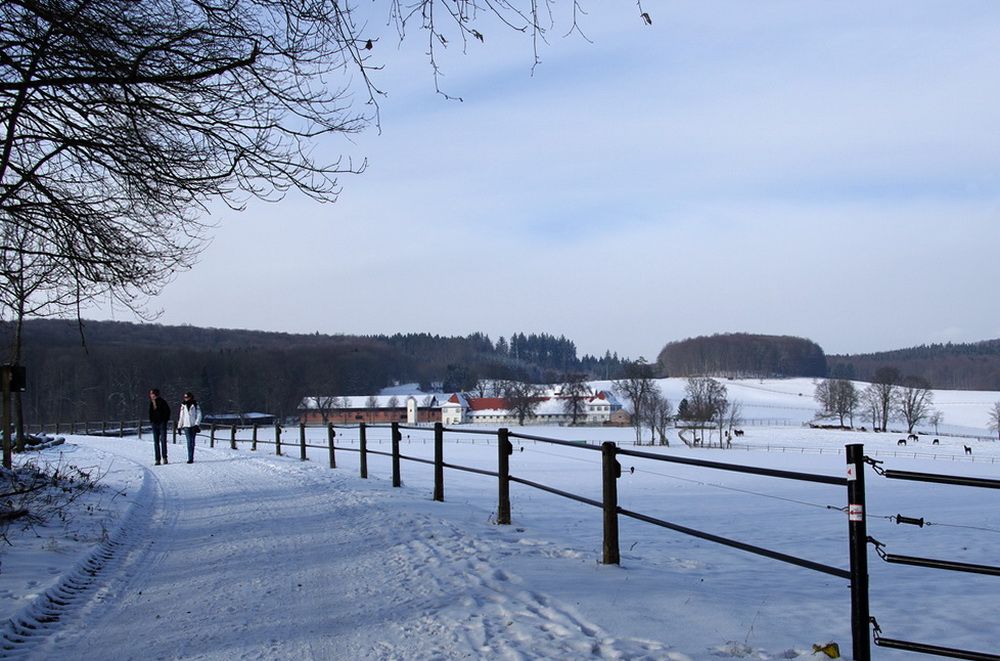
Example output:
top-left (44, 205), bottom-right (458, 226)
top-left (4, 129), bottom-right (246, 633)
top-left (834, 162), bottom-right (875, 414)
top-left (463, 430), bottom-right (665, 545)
top-left (0, 452), bottom-right (164, 659)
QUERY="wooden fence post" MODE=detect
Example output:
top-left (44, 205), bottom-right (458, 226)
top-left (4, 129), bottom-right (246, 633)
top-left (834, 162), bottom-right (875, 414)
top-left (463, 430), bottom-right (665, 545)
top-left (391, 422), bottom-right (401, 487)
top-left (497, 428), bottom-right (512, 525)
top-left (327, 423), bottom-right (336, 469)
top-left (602, 441), bottom-right (621, 565)
top-left (359, 422), bottom-right (368, 478)
top-left (209, 424), bottom-right (215, 448)
top-left (299, 422), bottom-right (307, 461)
top-left (252, 424), bottom-right (258, 451)
top-left (230, 425), bottom-right (237, 450)
top-left (433, 422), bottom-right (444, 502)
top-left (275, 423), bottom-right (282, 456)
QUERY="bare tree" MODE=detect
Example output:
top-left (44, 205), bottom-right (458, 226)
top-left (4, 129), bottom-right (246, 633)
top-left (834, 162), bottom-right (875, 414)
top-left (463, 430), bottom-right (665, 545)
top-left (814, 379), bottom-right (859, 427)
top-left (471, 379), bottom-right (490, 399)
top-left (724, 400), bottom-right (743, 446)
top-left (868, 367), bottom-right (901, 431)
top-left (647, 391), bottom-right (673, 446)
top-left (862, 384), bottom-right (880, 431)
top-left (988, 402), bottom-right (1000, 441)
top-left (1, 1), bottom-right (377, 316)
top-left (684, 377), bottom-right (728, 444)
top-left (503, 381), bottom-right (543, 426)
top-left (0, 224), bottom-right (96, 444)
top-left (308, 395), bottom-right (340, 423)
top-left (929, 410), bottom-right (943, 435)
top-left (897, 376), bottom-right (933, 434)
top-left (560, 373), bottom-right (591, 426)
top-left (613, 359), bottom-right (657, 443)
top-left (3, 1), bottom-right (650, 317)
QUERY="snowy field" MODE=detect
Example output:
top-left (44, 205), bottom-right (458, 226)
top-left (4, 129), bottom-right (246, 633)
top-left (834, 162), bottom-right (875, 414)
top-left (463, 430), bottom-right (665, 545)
top-left (1, 378), bottom-right (998, 660)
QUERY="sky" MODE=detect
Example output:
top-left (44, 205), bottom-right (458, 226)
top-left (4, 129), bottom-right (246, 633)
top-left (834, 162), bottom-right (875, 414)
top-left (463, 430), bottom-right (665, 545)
top-left (3, 378), bottom-right (999, 659)
top-left (89, 1), bottom-right (1000, 360)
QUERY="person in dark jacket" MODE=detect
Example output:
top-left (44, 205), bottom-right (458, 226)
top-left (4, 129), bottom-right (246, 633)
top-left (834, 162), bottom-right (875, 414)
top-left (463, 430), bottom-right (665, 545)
top-left (148, 388), bottom-right (171, 465)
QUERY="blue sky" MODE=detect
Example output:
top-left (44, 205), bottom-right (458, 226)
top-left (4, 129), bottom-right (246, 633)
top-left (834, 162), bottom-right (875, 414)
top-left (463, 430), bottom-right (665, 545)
top-left (95, 1), bottom-right (1000, 360)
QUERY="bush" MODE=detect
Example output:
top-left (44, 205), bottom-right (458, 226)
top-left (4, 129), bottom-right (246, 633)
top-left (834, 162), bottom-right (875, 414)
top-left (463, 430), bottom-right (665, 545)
top-left (0, 456), bottom-right (105, 547)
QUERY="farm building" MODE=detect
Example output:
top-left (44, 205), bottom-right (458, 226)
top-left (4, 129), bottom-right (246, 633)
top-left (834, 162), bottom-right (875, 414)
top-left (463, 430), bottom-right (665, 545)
top-left (300, 389), bottom-right (624, 427)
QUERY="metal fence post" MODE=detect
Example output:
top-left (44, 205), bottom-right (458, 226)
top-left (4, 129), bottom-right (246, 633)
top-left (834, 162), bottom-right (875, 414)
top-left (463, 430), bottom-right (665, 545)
top-left (497, 428), bottom-right (512, 525)
top-left (602, 441), bottom-right (621, 565)
top-left (847, 443), bottom-right (871, 661)
top-left (433, 422), bottom-right (444, 502)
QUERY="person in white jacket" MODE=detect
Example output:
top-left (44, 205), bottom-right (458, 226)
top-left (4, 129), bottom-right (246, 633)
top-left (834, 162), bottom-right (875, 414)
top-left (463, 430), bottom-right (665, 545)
top-left (177, 391), bottom-right (203, 463)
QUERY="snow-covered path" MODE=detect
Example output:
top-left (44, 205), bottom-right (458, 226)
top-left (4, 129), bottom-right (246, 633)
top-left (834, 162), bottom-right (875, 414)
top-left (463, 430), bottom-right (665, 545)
top-left (4, 402), bottom-right (998, 661)
top-left (3, 438), bottom-right (674, 661)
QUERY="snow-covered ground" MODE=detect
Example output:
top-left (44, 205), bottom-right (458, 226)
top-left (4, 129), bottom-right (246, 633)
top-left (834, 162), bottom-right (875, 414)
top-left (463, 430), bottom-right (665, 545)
top-left (1, 379), bottom-right (998, 660)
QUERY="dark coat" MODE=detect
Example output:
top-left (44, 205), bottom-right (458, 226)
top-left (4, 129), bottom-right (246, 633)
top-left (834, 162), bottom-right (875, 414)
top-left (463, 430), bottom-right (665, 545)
top-left (149, 396), bottom-right (171, 424)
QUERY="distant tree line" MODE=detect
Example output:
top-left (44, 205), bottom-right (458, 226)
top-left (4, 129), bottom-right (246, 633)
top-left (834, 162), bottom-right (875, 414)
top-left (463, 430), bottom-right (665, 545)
top-left (828, 340), bottom-right (1000, 391)
top-left (6, 319), bottom-right (628, 425)
top-left (657, 333), bottom-right (827, 379)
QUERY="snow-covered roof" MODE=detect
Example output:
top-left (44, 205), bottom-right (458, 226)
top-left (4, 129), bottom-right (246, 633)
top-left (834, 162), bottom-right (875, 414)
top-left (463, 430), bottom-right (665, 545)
top-left (299, 394), bottom-right (441, 410)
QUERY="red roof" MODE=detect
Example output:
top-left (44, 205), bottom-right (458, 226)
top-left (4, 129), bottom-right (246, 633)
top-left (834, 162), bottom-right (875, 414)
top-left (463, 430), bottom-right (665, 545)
top-left (468, 397), bottom-right (508, 411)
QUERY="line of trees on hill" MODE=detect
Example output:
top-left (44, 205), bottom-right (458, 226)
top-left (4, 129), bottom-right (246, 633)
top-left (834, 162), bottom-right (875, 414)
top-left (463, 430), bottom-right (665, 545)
top-left (7, 319), bottom-right (628, 425)
top-left (657, 333), bottom-right (827, 379)
top-left (7, 318), bottom-right (1000, 433)
top-left (827, 340), bottom-right (1000, 391)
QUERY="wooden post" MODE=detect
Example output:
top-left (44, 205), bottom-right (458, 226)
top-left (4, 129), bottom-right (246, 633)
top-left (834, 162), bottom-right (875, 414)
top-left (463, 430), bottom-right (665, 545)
top-left (602, 441), bottom-right (621, 565)
top-left (391, 422), bottom-right (401, 487)
top-left (230, 425), bottom-right (237, 450)
top-left (209, 423), bottom-right (215, 448)
top-left (1, 366), bottom-right (11, 469)
top-left (252, 424), bottom-right (258, 451)
top-left (433, 422), bottom-right (444, 502)
top-left (497, 428), bottom-right (512, 525)
top-left (275, 423), bottom-right (282, 456)
top-left (327, 423), bottom-right (336, 469)
top-left (299, 422), bottom-right (307, 461)
top-left (359, 422), bottom-right (368, 478)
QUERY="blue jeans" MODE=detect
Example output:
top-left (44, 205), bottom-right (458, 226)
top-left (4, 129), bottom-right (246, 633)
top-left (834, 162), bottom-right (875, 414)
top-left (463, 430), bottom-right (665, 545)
top-left (152, 421), bottom-right (169, 462)
top-left (183, 427), bottom-right (197, 462)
